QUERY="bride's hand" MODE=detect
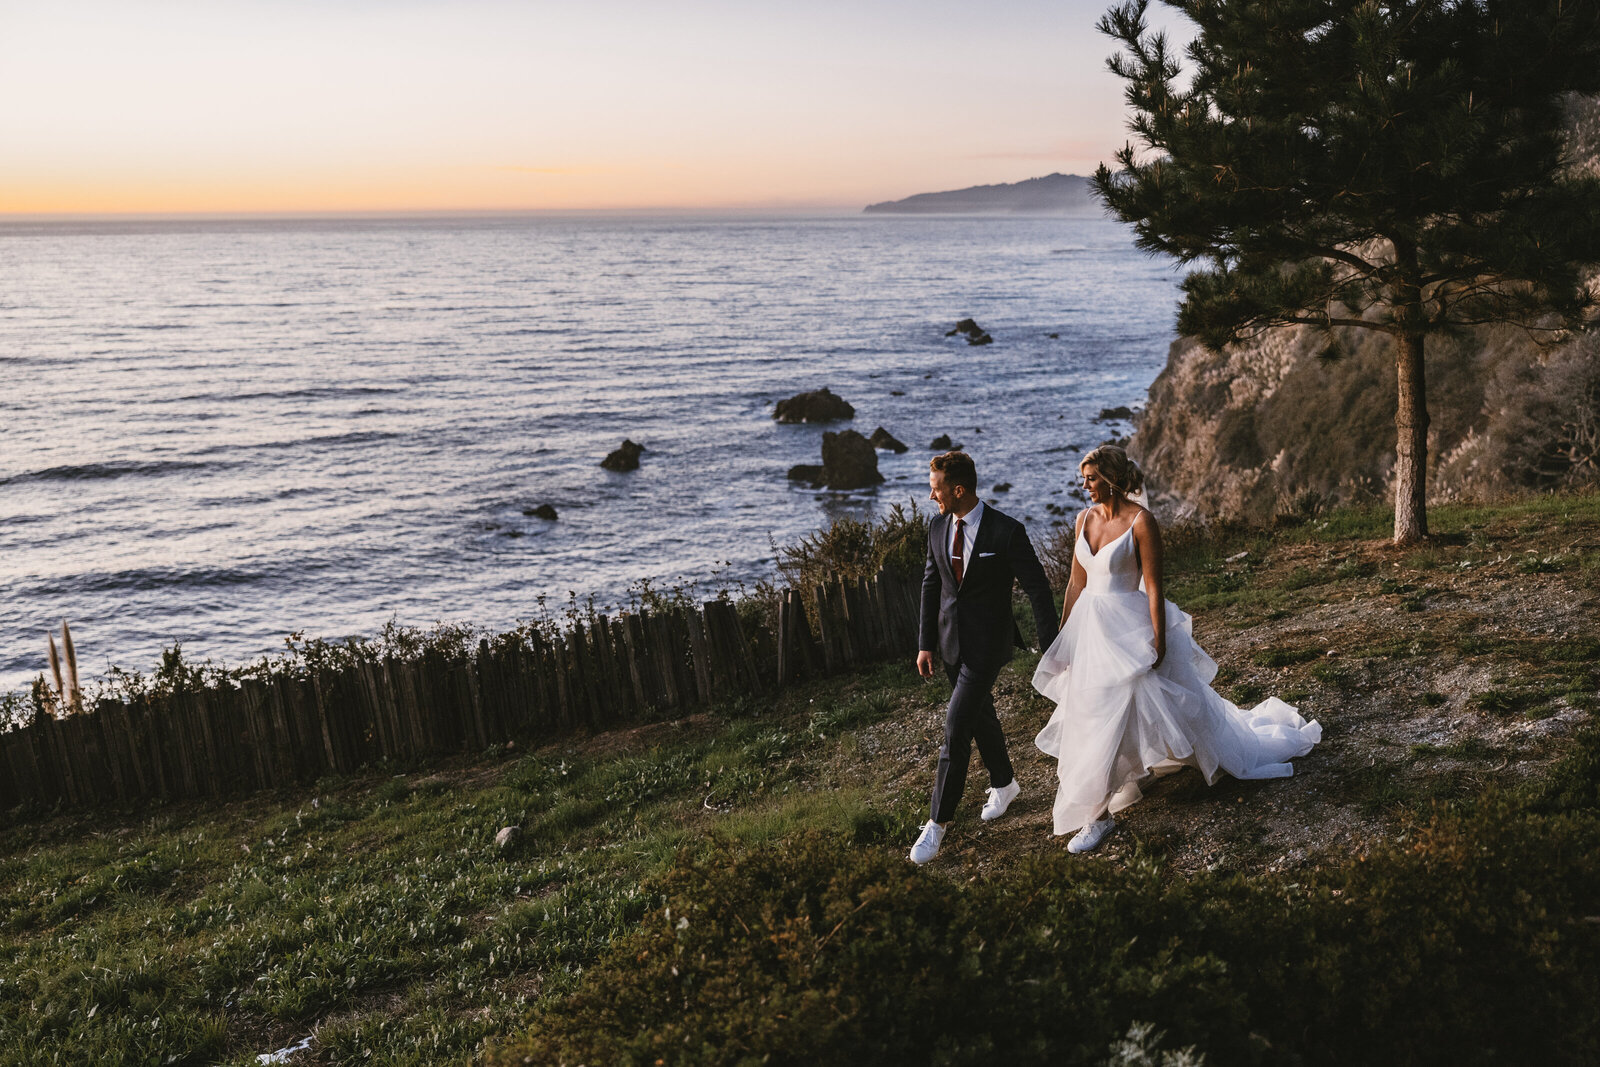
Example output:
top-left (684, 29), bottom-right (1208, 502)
top-left (1151, 642), bottom-right (1166, 670)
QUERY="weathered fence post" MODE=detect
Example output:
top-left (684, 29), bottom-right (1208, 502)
top-left (619, 613), bottom-right (651, 713)
top-left (685, 607), bottom-right (716, 705)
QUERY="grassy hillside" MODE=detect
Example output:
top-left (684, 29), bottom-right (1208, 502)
top-left (2, 494), bottom-right (1598, 1065)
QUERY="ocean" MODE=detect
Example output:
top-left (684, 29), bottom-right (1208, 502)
top-left (0, 213), bottom-right (1181, 691)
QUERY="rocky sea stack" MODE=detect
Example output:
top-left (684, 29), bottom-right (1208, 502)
top-left (868, 426), bottom-right (908, 453)
top-left (946, 318), bottom-right (993, 346)
top-left (600, 440), bottom-right (645, 472)
top-left (788, 429), bottom-right (884, 490)
top-left (773, 387), bottom-right (855, 424)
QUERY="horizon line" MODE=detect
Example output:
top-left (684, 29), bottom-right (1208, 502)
top-left (0, 204), bottom-right (878, 223)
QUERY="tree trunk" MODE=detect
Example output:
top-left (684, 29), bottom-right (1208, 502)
top-left (1393, 331), bottom-right (1429, 544)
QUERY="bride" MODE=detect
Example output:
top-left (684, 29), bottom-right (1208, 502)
top-left (1033, 446), bottom-right (1321, 853)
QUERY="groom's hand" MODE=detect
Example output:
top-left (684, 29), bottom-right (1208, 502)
top-left (916, 650), bottom-right (935, 678)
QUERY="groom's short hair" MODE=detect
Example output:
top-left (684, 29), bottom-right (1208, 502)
top-left (930, 450), bottom-right (977, 491)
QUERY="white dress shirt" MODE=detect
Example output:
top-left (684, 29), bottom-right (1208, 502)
top-left (948, 499), bottom-right (984, 573)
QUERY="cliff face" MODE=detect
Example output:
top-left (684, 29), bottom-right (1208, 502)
top-left (1131, 96), bottom-right (1600, 519)
top-left (1132, 322), bottom-right (1568, 517)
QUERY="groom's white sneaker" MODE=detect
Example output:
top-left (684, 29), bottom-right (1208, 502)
top-left (909, 820), bottom-right (946, 864)
top-left (1067, 817), bottom-right (1116, 854)
top-left (980, 779), bottom-right (1021, 821)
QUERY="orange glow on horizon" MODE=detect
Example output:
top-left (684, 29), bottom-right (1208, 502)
top-left (0, 1), bottom-right (1190, 219)
top-left (0, 168), bottom-right (864, 216)
top-left (0, 148), bottom-right (1118, 217)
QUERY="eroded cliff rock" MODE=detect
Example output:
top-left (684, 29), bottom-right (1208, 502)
top-left (1131, 325), bottom-right (1555, 517)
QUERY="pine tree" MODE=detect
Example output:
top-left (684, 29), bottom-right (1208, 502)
top-left (1095, 0), bottom-right (1600, 542)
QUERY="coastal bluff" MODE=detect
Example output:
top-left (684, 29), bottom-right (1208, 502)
top-left (1132, 297), bottom-right (1600, 521)
top-left (1130, 94), bottom-right (1600, 519)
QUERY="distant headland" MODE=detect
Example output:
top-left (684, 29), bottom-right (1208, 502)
top-left (863, 173), bottom-right (1100, 215)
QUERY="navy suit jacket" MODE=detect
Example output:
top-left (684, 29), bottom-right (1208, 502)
top-left (919, 503), bottom-right (1058, 672)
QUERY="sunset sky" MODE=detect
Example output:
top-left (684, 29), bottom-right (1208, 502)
top-left (0, 0), bottom-right (1192, 215)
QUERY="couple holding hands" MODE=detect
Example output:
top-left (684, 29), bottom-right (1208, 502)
top-left (909, 447), bottom-right (1320, 864)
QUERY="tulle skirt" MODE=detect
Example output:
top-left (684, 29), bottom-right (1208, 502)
top-left (1033, 590), bottom-right (1321, 837)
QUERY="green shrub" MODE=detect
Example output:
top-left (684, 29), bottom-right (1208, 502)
top-left (846, 798), bottom-right (922, 848)
top-left (775, 502), bottom-right (929, 591)
top-left (488, 810), bottom-right (1600, 1067)
top-left (1525, 725), bottom-right (1600, 814)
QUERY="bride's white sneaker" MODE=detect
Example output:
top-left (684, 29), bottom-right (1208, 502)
top-left (1067, 817), bottom-right (1116, 854)
top-left (980, 779), bottom-right (1021, 821)
top-left (909, 820), bottom-right (946, 864)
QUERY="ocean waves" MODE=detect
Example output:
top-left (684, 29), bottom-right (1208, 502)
top-left (29, 561), bottom-right (288, 598)
top-left (0, 214), bottom-right (1180, 689)
top-left (0, 458), bottom-right (231, 487)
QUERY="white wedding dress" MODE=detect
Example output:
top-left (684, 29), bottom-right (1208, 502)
top-left (1033, 521), bottom-right (1321, 837)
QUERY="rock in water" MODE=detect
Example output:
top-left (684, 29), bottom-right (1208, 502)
top-left (600, 439), bottom-right (645, 471)
top-left (868, 426), bottom-right (909, 453)
top-left (494, 826), bottom-right (521, 851)
top-left (524, 504), bottom-right (559, 520)
top-left (992, 482), bottom-right (1012, 492)
top-left (787, 464), bottom-right (825, 484)
top-left (1096, 405), bottom-right (1136, 422)
top-left (945, 318), bottom-right (994, 345)
top-left (929, 434), bottom-right (963, 451)
top-left (820, 430), bottom-right (885, 489)
top-left (773, 387), bottom-right (855, 423)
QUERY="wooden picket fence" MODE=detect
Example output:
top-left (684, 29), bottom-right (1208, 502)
top-left (0, 569), bottom-right (924, 810)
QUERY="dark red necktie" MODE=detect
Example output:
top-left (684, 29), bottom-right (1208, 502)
top-left (951, 517), bottom-right (965, 584)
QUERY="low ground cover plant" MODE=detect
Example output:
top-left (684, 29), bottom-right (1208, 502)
top-left (493, 730), bottom-right (1600, 1065)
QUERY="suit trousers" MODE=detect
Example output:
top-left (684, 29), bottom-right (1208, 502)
top-left (930, 659), bottom-right (1015, 823)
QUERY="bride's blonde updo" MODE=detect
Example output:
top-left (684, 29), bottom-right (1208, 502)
top-left (1079, 444), bottom-right (1145, 498)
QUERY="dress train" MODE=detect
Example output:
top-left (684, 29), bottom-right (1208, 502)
top-left (1033, 524), bottom-right (1321, 836)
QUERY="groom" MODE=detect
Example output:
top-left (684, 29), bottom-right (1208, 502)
top-left (910, 451), bottom-right (1058, 864)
